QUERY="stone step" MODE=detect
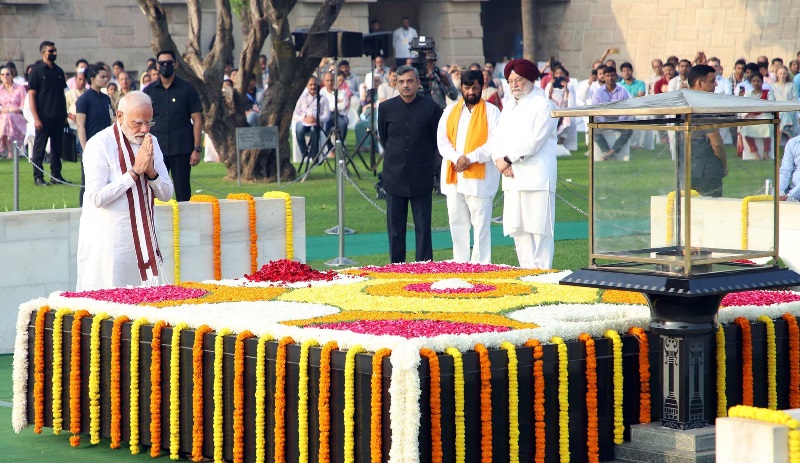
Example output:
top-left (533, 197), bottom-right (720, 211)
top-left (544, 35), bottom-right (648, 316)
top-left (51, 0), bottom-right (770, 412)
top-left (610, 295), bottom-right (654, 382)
top-left (614, 441), bottom-right (715, 463)
top-left (629, 422), bottom-right (716, 453)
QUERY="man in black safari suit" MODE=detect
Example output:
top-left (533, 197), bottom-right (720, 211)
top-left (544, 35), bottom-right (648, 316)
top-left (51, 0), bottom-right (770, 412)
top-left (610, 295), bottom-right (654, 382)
top-left (378, 65), bottom-right (443, 263)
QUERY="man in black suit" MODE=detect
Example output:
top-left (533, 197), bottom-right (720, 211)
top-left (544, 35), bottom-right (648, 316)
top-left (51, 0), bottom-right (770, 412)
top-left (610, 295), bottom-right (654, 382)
top-left (378, 65), bottom-right (443, 263)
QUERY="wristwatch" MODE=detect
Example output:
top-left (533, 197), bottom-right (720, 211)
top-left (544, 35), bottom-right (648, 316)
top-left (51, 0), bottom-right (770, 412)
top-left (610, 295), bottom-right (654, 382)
top-left (503, 156), bottom-right (513, 165)
top-left (194, 146), bottom-right (202, 153)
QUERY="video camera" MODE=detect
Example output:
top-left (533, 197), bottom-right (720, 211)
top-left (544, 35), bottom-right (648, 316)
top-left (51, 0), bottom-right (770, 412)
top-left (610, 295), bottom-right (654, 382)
top-left (409, 36), bottom-right (438, 94)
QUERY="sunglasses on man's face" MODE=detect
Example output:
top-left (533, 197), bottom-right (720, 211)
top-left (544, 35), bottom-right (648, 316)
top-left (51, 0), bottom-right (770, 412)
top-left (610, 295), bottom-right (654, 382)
top-left (157, 60), bottom-right (175, 67)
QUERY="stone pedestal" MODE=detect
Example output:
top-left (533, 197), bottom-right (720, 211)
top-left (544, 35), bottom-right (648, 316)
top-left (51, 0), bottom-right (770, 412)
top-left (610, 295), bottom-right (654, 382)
top-left (716, 413), bottom-right (800, 463)
top-left (614, 423), bottom-right (715, 463)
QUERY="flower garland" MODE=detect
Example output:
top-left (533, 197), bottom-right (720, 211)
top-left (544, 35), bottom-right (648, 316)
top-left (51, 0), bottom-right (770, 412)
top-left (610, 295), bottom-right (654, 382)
top-left (741, 195), bottom-right (773, 249)
top-left (228, 193), bottom-right (259, 274)
top-left (156, 198), bottom-right (181, 282)
top-left (69, 309), bottom-right (91, 447)
top-left (784, 313), bottom-right (800, 408)
top-left (150, 320), bottom-right (168, 457)
top-left (474, 343), bottom-right (493, 463)
top-left (213, 327), bottom-right (233, 463)
top-left (129, 317), bottom-right (149, 454)
top-left (51, 308), bottom-right (72, 435)
top-left (254, 333), bottom-right (275, 463)
top-left (344, 345), bottom-right (367, 463)
top-left (233, 330), bottom-right (255, 463)
top-left (371, 348), bottom-right (394, 463)
top-left (445, 347), bottom-right (466, 463)
top-left (89, 312), bottom-right (111, 444)
top-left (665, 189), bottom-right (700, 244)
top-left (604, 330), bottom-right (624, 445)
top-left (191, 194), bottom-right (222, 280)
top-left (275, 336), bottom-right (296, 463)
top-left (169, 322), bottom-right (189, 460)
top-left (628, 327), bottom-right (651, 423)
top-left (418, 348), bottom-right (441, 463)
top-left (716, 325), bottom-right (727, 418)
top-left (501, 342), bottom-right (520, 463)
top-left (524, 340), bottom-right (545, 463)
top-left (299, 339), bottom-right (320, 463)
top-left (728, 405), bottom-right (800, 463)
top-left (263, 191), bottom-right (294, 260)
top-left (734, 317), bottom-right (754, 406)
top-left (109, 315), bottom-right (130, 448)
top-left (318, 341), bottom-right (339, 463)
top-left (579, 334), bottom-right (599, 463)
top-left (33, 306), bottom-right (50, 434)
top-left (758, 315), bottom-right (778, 410)
top-left (551, 336), bottom-right (570, 463)
top-left (191, 324), bottom-right (214, 461)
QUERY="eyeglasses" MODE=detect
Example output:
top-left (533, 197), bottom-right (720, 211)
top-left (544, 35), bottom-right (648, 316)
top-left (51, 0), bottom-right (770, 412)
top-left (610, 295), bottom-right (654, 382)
top-left (132, 120), bottom-right (156, 128)
top-left (157, 60), bottom-right (175, 67)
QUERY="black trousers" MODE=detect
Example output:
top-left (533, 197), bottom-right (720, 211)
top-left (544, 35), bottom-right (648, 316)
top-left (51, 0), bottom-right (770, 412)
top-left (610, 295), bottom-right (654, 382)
top-left (385, 191), bottom-right (433, 263)
top-left (32, 117), bottom-right (64, 181)
top-left (164, 153), bottom-right (192, 202)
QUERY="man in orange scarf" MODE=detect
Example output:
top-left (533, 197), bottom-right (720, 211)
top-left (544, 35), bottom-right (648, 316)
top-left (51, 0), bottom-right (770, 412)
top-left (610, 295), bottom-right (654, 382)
top-left (436, 70), bottom-right (501, 263)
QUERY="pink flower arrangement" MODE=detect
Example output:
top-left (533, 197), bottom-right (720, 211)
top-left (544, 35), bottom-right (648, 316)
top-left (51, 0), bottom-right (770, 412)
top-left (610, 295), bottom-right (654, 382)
top-left (358, 261), bottom-right (511, 274)
top-left (404, 282), bottom-right (497, 294)
top-left (721, 290), bottom-right (800, 307)
top-left (244, 259), bottom-right (337, 283)
top-left (312, 319), bottom-right (512, 338)
top-left (61, 286), bottom-right (208, 304)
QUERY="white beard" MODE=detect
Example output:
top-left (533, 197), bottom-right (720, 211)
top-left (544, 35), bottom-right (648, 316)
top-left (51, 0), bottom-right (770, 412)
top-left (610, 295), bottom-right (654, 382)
top-left (120, 123), bottom-right (145, 146)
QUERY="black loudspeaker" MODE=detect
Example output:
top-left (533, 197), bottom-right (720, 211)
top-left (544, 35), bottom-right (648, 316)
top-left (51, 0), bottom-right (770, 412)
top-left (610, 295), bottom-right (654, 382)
top-left (363, 32), bottom-right (392, 58)
top-left (293, 29), bottom-right (363, 58)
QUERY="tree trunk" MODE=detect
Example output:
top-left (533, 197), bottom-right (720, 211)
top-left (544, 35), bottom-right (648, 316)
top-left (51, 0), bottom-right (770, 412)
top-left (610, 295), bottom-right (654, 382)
top-left (521, 0), bottom-right (536, 62)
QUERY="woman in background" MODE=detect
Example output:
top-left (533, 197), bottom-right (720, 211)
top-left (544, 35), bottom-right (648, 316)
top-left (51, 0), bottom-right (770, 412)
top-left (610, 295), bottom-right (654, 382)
top-left (771, 66), bottom-right (798, 143)
top-left (0, 66), bottom-right (26, 157)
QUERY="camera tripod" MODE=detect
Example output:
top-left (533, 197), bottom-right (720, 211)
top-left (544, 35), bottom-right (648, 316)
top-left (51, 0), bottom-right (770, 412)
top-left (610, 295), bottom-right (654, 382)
top-left (298, 121), bottom-right (367, 181)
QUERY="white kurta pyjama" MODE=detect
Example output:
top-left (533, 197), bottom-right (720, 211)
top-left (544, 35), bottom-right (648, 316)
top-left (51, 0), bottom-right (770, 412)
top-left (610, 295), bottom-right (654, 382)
top-left (482, 90), bottom-right (558, 269)
top-left (437, 101), bottom-right (502, 263)
top-left (77, 124), bottom-right (174, 291)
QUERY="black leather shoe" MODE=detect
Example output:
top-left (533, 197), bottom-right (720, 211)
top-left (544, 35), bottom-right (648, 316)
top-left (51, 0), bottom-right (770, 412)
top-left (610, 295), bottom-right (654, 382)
top-left (50, 176), bottom-right (69, 185)
top-left (34, 178), bottom-right (48, 186)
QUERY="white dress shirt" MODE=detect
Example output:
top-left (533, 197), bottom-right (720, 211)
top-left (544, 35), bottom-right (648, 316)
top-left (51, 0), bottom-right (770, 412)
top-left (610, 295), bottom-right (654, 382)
top-left (392, 27), bottom-right (418, 59)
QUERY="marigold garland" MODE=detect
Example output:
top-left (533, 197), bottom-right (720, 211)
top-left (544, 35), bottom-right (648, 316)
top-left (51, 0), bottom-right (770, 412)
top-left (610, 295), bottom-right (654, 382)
top-left (734, 317), bottom-right (754, 406)
top-left (728, 405), bottom-right (800, 463)
top-left (371, 348), bottom-right (394, 463)
top-left (419, 348), bottom-right (441, 463)
top-left (169, 322), bottom-right (189, 460)
top-left (299, 339), bottom-right (320, 463)
top-left (52, 308), bottom-right (73, 435)
top-left (500, 342), bottom-right (520, 463)
top-left (89, 312), bottom-right (111, 444)
top-left (150, 320), bottom-right (168, 457)
top-left (190, 194), bottom-right (222, 279)
top-left (524, 340), bottom-right (546, 463)
top-left (156, 198), bottom-right (181, 282)
top-left (109, 315), bottom-right (130, 448)
top-left (191, 324), bottom-right (214, 461)
top-left (665, 189), bottom-right (700, 244)
top-left (551, 336), bottom-right (570, 463)
top-left (228, 193), bottom-right (259, 273)
top-left (318, 341), bottom-right (339, 463)
top-left (263, 191), bottom-right (294, 259)
top-left (784, 313), bottom-right (800, 408)
top-left (213, 328), bottom-right (233, 463)
top-left (344, 345), bottom-right (366, 463)
top-left (474, 343), bottom-right (493, 463)
top-left (233, 330), bottom-right (255, 463)
top-left (254, 333), bottom-right (275, 463)
top-left (445, 347), bottom-right (466, 463)
top-left (275, 336), bottom-right (296, 463)
top-left (716, 325), bottom-right (727, 417)
top-left (628, 327), bottom-right (651, 423)
top-left (758, 315), bottom-right (778, 410)
top-left (604, 330), bottom-right (624, 444)
top-left (579, 334), bottom-right (599, 463)
top-left (741, 195), bottom-right (773, 249)
top-left (69, 309), bottom-right (91, 447)
top-left (129, 317), bottom-right (149, 454)
top-left (33, 306), bottom-right (50, 435)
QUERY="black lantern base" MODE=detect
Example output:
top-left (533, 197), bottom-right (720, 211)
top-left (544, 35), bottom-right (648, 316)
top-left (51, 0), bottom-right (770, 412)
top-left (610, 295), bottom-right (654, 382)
top-left (561, 266), bottom-right (800, 431)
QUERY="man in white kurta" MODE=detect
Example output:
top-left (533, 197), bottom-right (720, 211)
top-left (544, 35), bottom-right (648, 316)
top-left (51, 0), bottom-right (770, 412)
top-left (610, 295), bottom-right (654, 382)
top-left (488, 60), bottom-right (558, 269)
top-left (437, 70), bottom-right (501, 263)
top-left (77, 91), bottom-right (174, 290)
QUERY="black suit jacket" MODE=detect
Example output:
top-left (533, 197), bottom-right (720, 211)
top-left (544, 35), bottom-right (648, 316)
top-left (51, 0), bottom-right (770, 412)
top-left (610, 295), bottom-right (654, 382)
top-left (378, 95), bottom-right (442, 197)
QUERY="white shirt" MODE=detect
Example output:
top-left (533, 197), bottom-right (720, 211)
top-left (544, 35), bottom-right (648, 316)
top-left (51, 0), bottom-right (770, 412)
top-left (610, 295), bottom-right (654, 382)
top-left (77, 124), bottom-right (174, 291)
top-left (319, 86), bottom-right (349, 113)
top-left (292, 89), bottom-right (330, 127)
top-left (576, 79), bottom-right (591, 106)
top-left (365, 67), bottom-right (390, 89)
top-left (436, 100), bottom-right (502, 197)
top-left (668, 75), bottom-right (688, 91)
top-left (715, 74), bottom-right (731, 95)
top-left (392, 27), bottom-right (418, 59)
